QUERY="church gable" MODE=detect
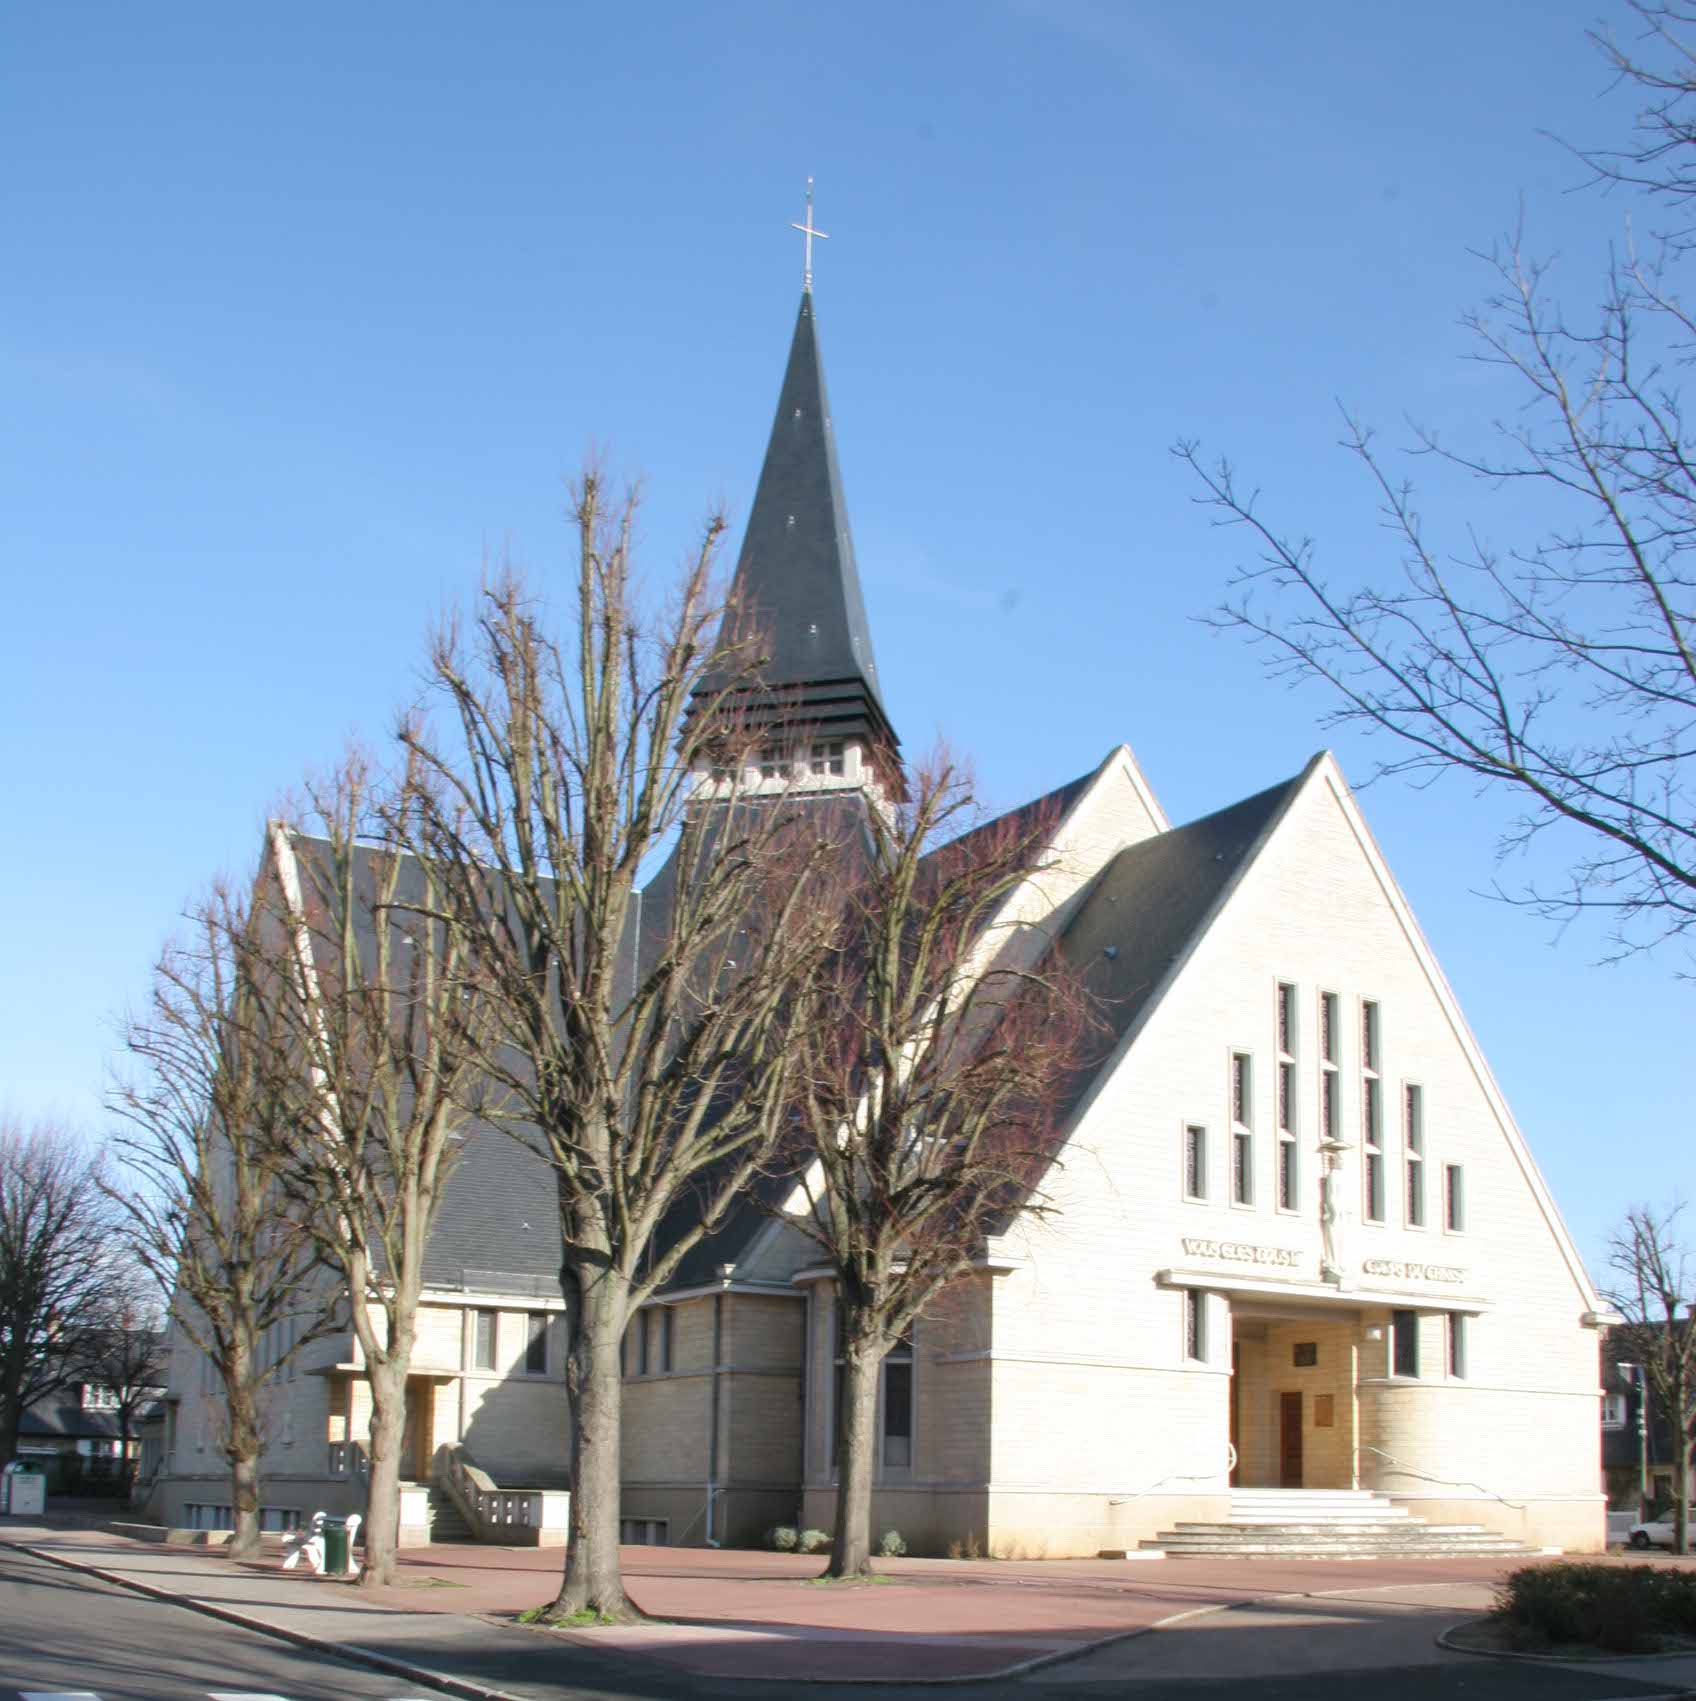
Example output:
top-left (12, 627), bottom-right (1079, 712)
top-left (994, 753), bottom-right (1599, 1361)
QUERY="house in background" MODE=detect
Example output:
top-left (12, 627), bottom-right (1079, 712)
top-left (17, 1330), bottom-right (168, 1496)
top-left (1601, 1327), bottom-right (1692, 1512)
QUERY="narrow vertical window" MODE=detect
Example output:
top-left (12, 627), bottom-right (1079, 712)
top-left (1391, 1308), bottom-right (1419, 1378)
top-left (1447, 1313), bottom-right (1467, 1379)
top-left (638, 1309), bottom-right (652, 1375)
top-left (1183, 1124), bottom-right (1208, 1201)
top-left (661, 1306), bottom-right (675, 1373)
top-left (1230, 1052), bottom-right (1253, 1205)
top-left (1276, 983), bottom-right (1298, 1210)
top-left (524, 1313), bottom-right (548, 1376)
top-left (1405, 1084), bottom-right (1425, 1227)
top-left (1319, 992), bottom-right (1340, 1143)
top-left (472, 1310), bottom-right (496, 1371)
top-left (1445, 1164), bottom-right (1466, 1232)
top-left (1361, 1000), bottom-right (1384, 1222)
top-left (882, 1329), bottom-right (914, 1468)
top-left (1185, 1289), bottom-right (1208, 1362)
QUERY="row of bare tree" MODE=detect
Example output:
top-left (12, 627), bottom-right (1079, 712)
top-left (103, 476), bottom-right (1092, 1615)
top-left (0, 1119), bottom-right (166, 1486)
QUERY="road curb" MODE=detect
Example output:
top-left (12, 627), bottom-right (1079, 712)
top-left (1436, 1614), bottom-right (1696, 1667)
top-left (1, 1539), bottom-right (526, 1701)
top-left (488, 1595), bottom-right (1241, 1686)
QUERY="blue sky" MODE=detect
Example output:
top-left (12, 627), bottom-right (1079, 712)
top-left (2, 1), bottom-right (1687, 1281)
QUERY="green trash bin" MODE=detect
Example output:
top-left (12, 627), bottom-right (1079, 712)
top-left (321, 1517), bottom-right (350, 1577)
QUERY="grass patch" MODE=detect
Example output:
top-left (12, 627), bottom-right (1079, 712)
top-left (516, 1603), bottom-right (623, 1627)
top-left (806, 1571), bottom-right (892, 1587)
top-left (1491, 1562), bottom-right (1696, 1656)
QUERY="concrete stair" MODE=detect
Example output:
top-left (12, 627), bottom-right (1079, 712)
top-left (1142, 1488), bottom-right (1537, 1560)
top-left (426, 1487), bottom-right (474, 1543)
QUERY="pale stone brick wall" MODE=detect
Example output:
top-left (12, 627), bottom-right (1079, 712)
top-left (962, 762), bottom-right (1604, 1553)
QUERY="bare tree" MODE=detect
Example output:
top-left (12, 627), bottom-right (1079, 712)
top-left (403, 476), bottom-right (836, 1621)
top-left (1176, 14), bottom-right (1696, 968)
top-left (109, 885), bottom-right (327, 1560)
top-left (258, 748), bottom-right (499, 1588)
top-left (1607, 1204), bottom-right (1696, 1551)
top-left (1582, 3), bottom-right (1696, 251)
top-left (786, 754), bottom-right (1095, 1578)
top-left (0, 1118), bottom-right (120, 1471)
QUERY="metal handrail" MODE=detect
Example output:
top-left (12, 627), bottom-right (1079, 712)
top-left (1359, 1443), bottom-right (1526, 1510)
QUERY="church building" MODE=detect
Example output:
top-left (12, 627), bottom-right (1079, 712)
top-left (154, 276), bottom-right (1610, 1558)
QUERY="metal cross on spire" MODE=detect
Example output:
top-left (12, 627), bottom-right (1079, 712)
top-left (791, 177), bottom-right (829, 293)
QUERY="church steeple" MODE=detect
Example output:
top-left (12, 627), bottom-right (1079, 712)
top-left (692, 284), bottom-right (902, 798)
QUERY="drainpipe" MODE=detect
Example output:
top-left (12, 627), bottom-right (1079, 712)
top-left (707, 1264), bottom-right (734, 1547)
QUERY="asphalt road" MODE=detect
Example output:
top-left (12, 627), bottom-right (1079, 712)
top-left (0, 1546), bottom-right (1686, 1701)
top-left (0, 1547), bottom-right (460, 1701)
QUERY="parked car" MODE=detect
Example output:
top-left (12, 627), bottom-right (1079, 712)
top-left (1628, 1510), bottom-right (1693, 1549)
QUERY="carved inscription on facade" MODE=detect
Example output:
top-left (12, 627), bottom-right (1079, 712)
top-left (1361, 1257), bottom-right (1466, 1284)
top-left (1181, 1237), bottom-right (1301, 1269)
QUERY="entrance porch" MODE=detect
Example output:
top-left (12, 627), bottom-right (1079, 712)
top-left (1229, 1306), bottom-right (1362, 1491)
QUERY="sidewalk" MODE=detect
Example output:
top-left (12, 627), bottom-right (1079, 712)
top-left (6, 1520), bottom-right (1696, 1692)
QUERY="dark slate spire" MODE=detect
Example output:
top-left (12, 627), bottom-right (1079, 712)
top-left (696, 291), bottom-right (900, 779)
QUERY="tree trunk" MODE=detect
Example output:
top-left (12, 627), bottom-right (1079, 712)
top-left (225, 1387), bottom-right (263, 1562)
top-left (551, 1270), bottom-right (633, 1621)
top-left (825, 1340), bottom-right (881, 1579)
top-left (0, 1399), bottom-right (22, 1474)
top-left (362, 1356), bottom-right (408, 1588)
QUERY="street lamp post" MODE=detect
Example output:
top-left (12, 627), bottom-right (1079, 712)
top-left (1619, 1361), bottom-right (1650, 1515)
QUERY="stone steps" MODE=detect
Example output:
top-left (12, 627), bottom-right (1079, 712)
top-left (426, 1487), bottom-right (474, 1543)
top-left (1142, 1488), bottom-right (1537, 1561)
top-left (1170, 1530), bottom-right (1490, 1544)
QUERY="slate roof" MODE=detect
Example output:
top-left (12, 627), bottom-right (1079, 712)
top-left (423, 1120), bottom-right (563, 1296)
top-left (696, 291), bottom-right (899, 764)
top-left (1050, 764), bottom-right (1311, 1124)
top-left (19, 1392), bottom-right (161, 1442)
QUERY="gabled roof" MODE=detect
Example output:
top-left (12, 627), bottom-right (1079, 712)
top-left (697, 292), bottom-right (898, 763)
top-left (1051, 767), bottom-right (1309, 1121)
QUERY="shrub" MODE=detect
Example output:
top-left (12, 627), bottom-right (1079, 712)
top-left (1494, 1562), bottom-right (1696, 1654)
top-left (878, 1529), bottom-right (907, 1558)
top-left (765, 1525), bottom-right (799, 1552)
top-left (797, 1528), bottom-right (831, 1554)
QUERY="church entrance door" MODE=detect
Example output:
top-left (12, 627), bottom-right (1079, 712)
top-left (1278, 1392), bottom-right (1303, 1487)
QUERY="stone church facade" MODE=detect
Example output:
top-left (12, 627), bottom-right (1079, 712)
top-left (154, 283), bottom-right (1609, 1557)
